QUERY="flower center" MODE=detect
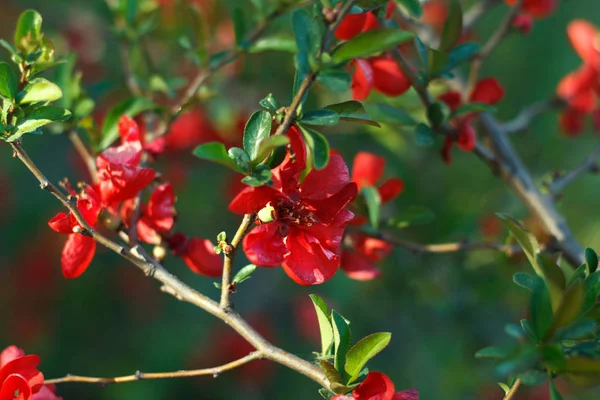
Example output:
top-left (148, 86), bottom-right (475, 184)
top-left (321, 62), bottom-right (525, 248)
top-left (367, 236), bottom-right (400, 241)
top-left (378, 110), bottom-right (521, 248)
top-left (275, 199), bottom-right (317, 226)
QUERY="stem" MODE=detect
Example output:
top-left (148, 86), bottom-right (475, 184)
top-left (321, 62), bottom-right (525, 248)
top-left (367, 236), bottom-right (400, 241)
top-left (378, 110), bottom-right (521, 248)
top-left (463, 0), bottom-right (500, 32)
top-left (45, 351), bottom-right (263, 385)
top-left (501, 97), bottom-right (565, 134)
top-left (10, 141), bottom-right (329, 388)
top-left (547, 142), bottom-right (600, 195)
top-left (503, 378), bottom-right (521, 400)
top-left (67, 130), bottom-right (98, 184)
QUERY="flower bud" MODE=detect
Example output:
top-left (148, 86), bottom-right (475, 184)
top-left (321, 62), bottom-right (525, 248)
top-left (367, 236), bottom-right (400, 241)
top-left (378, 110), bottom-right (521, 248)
top-left (257, 203), bottom-right (276, 223)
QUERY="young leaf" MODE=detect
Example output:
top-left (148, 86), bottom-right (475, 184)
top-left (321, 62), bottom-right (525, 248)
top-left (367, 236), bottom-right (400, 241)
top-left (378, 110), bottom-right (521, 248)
top-left (325, 100), bottom-right (381, 127)
top-left (344, 332), bottom-right (391, 384)
top-left (193, 142), bottom-right (240, 172)
top-left (259, 93), bottom-right (280, 113)
top-left (249, 35), bottom-right (298, 53)
top-left (301, 109), bottom-right (340, 126)
top-left (14, 105), bottom-right (72, 139)
top-left (243, 110), bottom-right (272, 161)
top-left (332, 310), bottom-right (351, 376)
top-left (0, 62), bottom-right (17, 99)
top-left (241, 166), bottom-right (272, 187)
top-left (320, 361), bottom-right (343, 385)
top-left (14, 10), bottom-right (43, 48)
top-left (362, 186), bottom-right (381, 229)
top-left (513, 272), bottom-right (537, 292)
top-left (18, 78), bottom-right (62, 104)
top-left (253, 135), bottom-right (290, 167)
top-left (585, 248), bottom-right (598, 274)
top-left (438, 0), bottom-right (462, 52)
top-left (309, 294), bottom-right (334, 356)
top-left (441, 42), bottom-right (481, 74)
top-left (99, 97), bottom-right (157, 150)
top-left (536, 253), bottom-right (566, 311)
top-left (497, 213), bottom-right (541, 276)
top-left (544, 280), bottom-right (585, 341)
top-left (228, 147), bottom-right (251, 172)
top-left (299, 124), bottom-right (330, 170)
top-left (332, 29), bottom-right (414, 64)
top-left (232, 264), bottom-right (257, 284)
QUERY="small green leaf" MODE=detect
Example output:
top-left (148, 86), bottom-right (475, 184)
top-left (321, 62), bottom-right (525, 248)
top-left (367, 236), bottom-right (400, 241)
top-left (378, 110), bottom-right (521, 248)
top-left (475, 346), bottom-right (511, 359)
top-left (344, 333), bottom-right (391, 384)
top-left (427, 102), bottom-right (448, 128)
top-left (249, 35), bottom-right (298, 53)
top-left (259, 93), bottom-right (280, 113)
top-left (241, 166), bottom-right (272, 187)
top-left (513, 272), bottom-right (537, 292)
top-left (505, 323), bottom-right (525, 339)
top-left (518, 370), bottom-right (547, 386)
top-left (388, 206), bottom-right (435, 228)
top-left (319, 361), bottom-right (343, 386)
top-left (228, 147), bottom-right (251, 172)
top-left (497, 213), bottom-right (541, 276)
top-left (325, 100), bottom-right (381, 127)
top-left (536, 253), bottom-right (567, 312)
top-left (365, 103), bottom-right (416, 125)
top-left (193, 142), bottom-right (240, 172)
top-left (14, 10), bottom-right (43, 48)
top-left (0, 62), bottom-right (17, 99)
top-left (544, 280), bottom-right (585, 341)
top-left (451, 102), bottom-right (496, 119)
top-left (332, 310), bottom-right (351, 377)
top-left (585, 248), bottom-right (598, 274)
top-left (301, 109), bottom-right (340, 126)
top-left (317, 69), bottom-right (351, 93)
top-left (428, 48), bottom-right (449, 77)
top-left (362, 186), bottom-right (381, 229)
top-left (498, 382), bottom-right (510, 394)
top-left (232, 7), bottom-right (246, 46)
top-left (415, 123), bottom-right (436, 147)
top-left (438, 0), bottom-right (463, 52)
top-left (395, 0), bottom-right (423, 17)
top-left (299, 124), bottom-right (330, 170)
top-left (332, 28), bottom-right (414, 64)
top-left (309, 294), bottom-right (334, 356)
top-left (253, 135), bottom-right (290, 167)
top-left (243, 110), bottom-right (272, 161)
top-left (99, 97), bottom-right (157, 150)
top-left (530, 277), bottom-right (553, 340)
top-left (521, 319), bottom-right (538, 342)
top-left (9, 107), bottom-right (70, 141)
top-left (18, 78), bottom-right (62, 104)
top-left (556, 319), bottom-right (597, 340)
top-left (318, 388), bottom-right (335, 400)
top-left (232, 264), bottom-right (257, 284)
top-left (441, 42), bottom-right (481, 74)
top-left (293, 9), bottom-right (322, 63)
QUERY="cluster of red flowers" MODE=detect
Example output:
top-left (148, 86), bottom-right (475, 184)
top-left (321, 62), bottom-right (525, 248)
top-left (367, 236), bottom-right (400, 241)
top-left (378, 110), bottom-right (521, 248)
top-left (0, 346), bottom-right (60, 400)
top-left (504, 0), bottom-right (556, 34)
top-left (49, 116), bottom-right (221, 279)
top-left (438, 78), bottom-right (505, 164)
top-left (335, 3), bottom-right (410, 101)
top-left (556, 20), bottom-right (600, 135)
top-left (332, 372), bottom-right (418, 400)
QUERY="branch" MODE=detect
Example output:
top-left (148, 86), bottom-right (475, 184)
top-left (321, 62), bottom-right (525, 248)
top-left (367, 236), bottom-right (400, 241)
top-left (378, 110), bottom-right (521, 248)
top-left (10, 141), bottom-right (328, 388)
top-left (45, 351), bottom-right (263, 385)
top-left (503, 378), bottom-right (521, 400)
top-left (67, 130), bottom-right (98, 184)
top-left (501, 97), bottom-right (565, 134)
top-left (546, 142), bottom-right (600, 195)
top-left (463, 0), bottom-right (501, 32)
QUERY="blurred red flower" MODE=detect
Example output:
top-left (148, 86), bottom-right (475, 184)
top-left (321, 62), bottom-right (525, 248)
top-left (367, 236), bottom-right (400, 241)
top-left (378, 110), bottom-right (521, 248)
top-left (332, 372), bottom-right (418, 400)
top-left (0, 346), bottom-right (61, 400)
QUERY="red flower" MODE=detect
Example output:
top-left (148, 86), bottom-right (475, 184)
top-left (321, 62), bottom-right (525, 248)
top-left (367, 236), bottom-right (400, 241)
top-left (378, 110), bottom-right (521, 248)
top-left (229, 127), bottom-right (357, 285)
top-left (505, 0), bottom-right (556, 31)
top-left (351, 152), bottom-right (404, 202)
top-left (439, 78), bottom-right (505, 164)
top-left (0, 346), bottom-right (61, 400)
top-left (335, 10), bottom-right (379, 41)
top-left (48, 186), bottom-right (102, 278)
top-left (96, 116), bottom-right (156, 206)
top-left (168, 233), bottom-right (223, 277)
top-left (332, 372), bottom-right (418, 400)
top-left (164, 109), bottom-right (221, 152)
top-left (342, 234), bottom-right (393, 281)
top-left (351, 57), bottom-right (411, 101)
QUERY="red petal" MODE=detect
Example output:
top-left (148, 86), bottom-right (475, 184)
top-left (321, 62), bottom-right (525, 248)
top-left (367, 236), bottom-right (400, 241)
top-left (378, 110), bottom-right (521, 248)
top-left (353, 372), bottom-right (396, 400)
top-left (98, 164), bottom-right (156, 205)
top-left (470, 78), bottom-right (505, 105)
top-left (523, 0), bottom-right (556, 18)
top-left (341, 251), bottom-right (381, 281)
top-left (305, 182), bottom-right (357, 224)
top-left (352, 152), bottom-right (385, 188)
top-left (569, 89), bottom-right (596, 113)
top-left (32, 385), bottom-right (62, 400)
top-left (137, 216), bottom-right (164, 245)
top-left (441, 136), bottom-right (453, 165)
top-left (0, 355), bottom-right (43, 394)
top-left (148, 183), bottom-right (176, 222)
top-left (281, 229), bottom-right (340, 285)
top-left (371, 57), bottom-right (411, 97)
top-left (0, 374), bottom-right (32, 400)
top-left (512, 13), bottom-right (533, 35)
top-left (568, 20), bottom-right (600, 68)
top-left (352, 59), bottom-right (374, 101)
top-left (272, 126), bottom-right (307, 192)
top-left (96, 141), bottom-right (143, 169)
top-left (353, 234), bottom-right (393, 262)
top-left (118, 115), bottom-right (141, 143)
top-left (456, 121), bottom-right (476, 152)
top-left (301, 154), bottom-right (351, 200)
top-left (438, 91), bottom-right (463, 113)
top-left (48, 213), bottom-right (73, 234)
top-left (228, 186), bottom-right (285, 215)
top-left (242, 224), bottom-right (287, 267)
top-left (557, 64), bottom-right (598, 104)
top-left (392, 389), bottom-right (420, 400)
top-left (181, 238), bottom-right (223, 277)
top-left (594, 109), bottom-right (600, 132)
top-left (0, 347), bottom-right (25, 369)
top-left (335, 13), bottom-right (374, 41)
top-left (559, 108), bottom-right (586, 136)
top-left (61, 234), bottom-right (96, 279)
top-left (378, 178), bottom-right (404, 203)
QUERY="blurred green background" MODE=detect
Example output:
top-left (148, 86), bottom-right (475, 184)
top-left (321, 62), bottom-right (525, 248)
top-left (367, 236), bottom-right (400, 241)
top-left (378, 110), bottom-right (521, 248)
top-left (1, 0), bottom-right (600, 399)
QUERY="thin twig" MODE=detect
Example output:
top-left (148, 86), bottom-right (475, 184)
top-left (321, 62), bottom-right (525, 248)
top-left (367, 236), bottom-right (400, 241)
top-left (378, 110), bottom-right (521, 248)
top-left (503, 378), bottom-right (521, 400)
top-left (67, 130), bottom-right (98, 183)
top-left (45, 351), bottom-right (263, 385)
top-left (463, 0), bottom-right (500, 32)
top-left (547, 143), bottom-right (600, 195)
top-left (128, 192), bottom-right (144, 245)
top-left (501, 98), bottom-right (565, 134)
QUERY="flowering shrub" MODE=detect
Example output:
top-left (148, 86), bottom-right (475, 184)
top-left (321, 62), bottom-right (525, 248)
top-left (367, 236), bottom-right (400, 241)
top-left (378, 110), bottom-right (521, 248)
top-left (2, 1), bottom-right (600, 399)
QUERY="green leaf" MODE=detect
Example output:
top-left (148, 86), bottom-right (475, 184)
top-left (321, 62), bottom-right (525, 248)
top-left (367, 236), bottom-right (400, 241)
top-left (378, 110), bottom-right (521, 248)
top-left (475, 346), bottom-right (510, 359)
top-left (388, 206), bottom-right (435, 228)
top-left (497, 213), bottom-right (541, 276)
top-left (241, 166), bottom-right (272, 187)
top-left (299, 124), bottom-right (330, 170)
top-left (228, 147), bottom-right (251, 172)
top-left (18, 78), bottom-right (62, 104)
top-left (530, 277), bottom-right (553, 340)
top-left (317, 69), bottom-right (351, 93)
top-left (505, 323), bottom-right (525, 339)
top-left (14, 10), bottom-right (43, 48)
top-left (513, 272), bottom-right (537, 292)
top-left (556, 319), bottom-right (597, 340)
top-left (332, 29), bottom-right (414, 64)
top-left (362, 186), bottom-right (381, 229)
top-left (319, 361), bottom-right (342, 386)
top-left (536, 253), bottom-right (567, 311)
top-left (344, 333), bottom-right (391, 384)
top-left (438, 0), bottom-right (463, 52)
top-left (249, 35), bottom-right (298, 53)
top-left (9, 107), bottom-right (71, 141)
top-left (318, 388), bottom-right (335, 400)
top-left (232, 264), bottom-right (257, 284)
top-left (428, 48), bottom-right (449, 77)
top-left (451, 102), bottom-right (496, 119)
top-left (427, 102), bottom-right (448, 128)
top-left (193, 142), bottom-right (240, 172)
top-left (301, 110), bottom-right (340, 126)
top-left (395, 0), bottom-right (423, 17)
top-left (415, 123), bottom-right (436, 147)
top-left (309, 294), bottom-right (334, 356)
top-left (544, 280), bottom-right (585, 341)
top-left (243, 110), bottom-right (272, 161)
top-left (441, 42), bottom-right (481, 74)
top-left (585, 248), bottom-right (598, 274)
top-left (518, 370), bottom-right (547, 386)
top-left (498, 382), bottom-right (510, 395)
top-left (253, 135), bottom-right (290, 167)
top-left (0, 62), bottom-right (17, 99)
top-left (98, 97), bottom-right (157, 151)
top-left (365, 103), bottom-right (416, 125)
top-left (73, 98), bottom-right (95, 119)
top-left (259, 93), bottom-right (280, 113)
top-left (549, 380), bottom-right (563, 400)
top-left (331, 310), bottom-right (351, 377)
top-left (293, 9), bottom-right (322, 63)
top-left (325, 100), bottom-right (381, 127)
top-left (521, 319), bottom-right (538, 342)
top-left (232, 7), bottom-right (246, 46)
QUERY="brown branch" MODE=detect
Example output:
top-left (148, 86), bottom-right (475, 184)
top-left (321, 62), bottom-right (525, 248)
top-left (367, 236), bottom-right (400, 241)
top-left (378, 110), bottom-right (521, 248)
top-left (10, 141), bottom-right (328, 388)
top-left (501, 97), bottom-right (565, 134)
top-left (546, 142), bottom-right (600, 195)
top-left (45, 351), bottom-right (263, 385)
top-left (67, 130), bottom-right (98, 184)
top-left (503, 378), bottom-right (522, 400)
